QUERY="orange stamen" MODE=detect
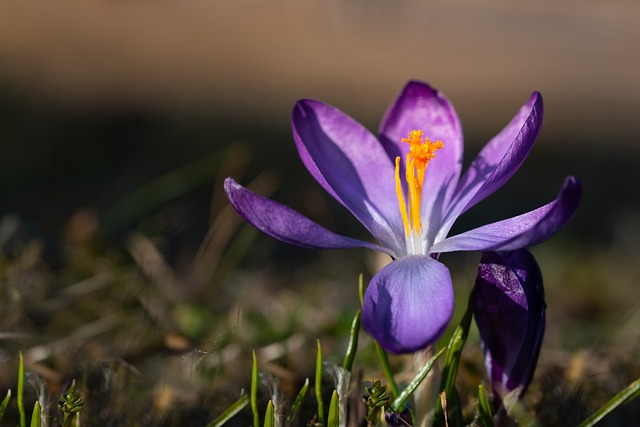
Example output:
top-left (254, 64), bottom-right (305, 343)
top-left (395, 130), bottom-right (444, 240)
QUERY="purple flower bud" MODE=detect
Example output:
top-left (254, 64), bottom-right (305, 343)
top-left (385, 408), bottom-right (413, 427)
top-left (473, 249), bottom-right (545, 403)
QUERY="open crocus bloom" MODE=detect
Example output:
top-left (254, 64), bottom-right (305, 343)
top-left (473, 250), bottom-right (545, 408)
top-left (225, 80), bottom-right (581, 353)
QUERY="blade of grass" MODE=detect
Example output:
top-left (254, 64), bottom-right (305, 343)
top-left (434, 298), bottom-right (473, 426)
top-left (0, 389), bottom-right (11, 420)
top-left (325, 363), bottom-right (350, 427)
top-left (287, 378), bottom-right (309, 423)
top-left (373, 342), bottom-right (399, 400)
top-left (477, 385), bottom-right (495, 427)
top-left (327, 391), bottom-right (339, 427)
top-left (30, 401), bottom-right (41, 427)
top-left (264, 401), bottom-right (274, 427)
top-left (316, 340), bottom-right (325, 424)
top-left (342, 309), bottom-right (361, 372)
top-left (18, 352), bottom-right (26, 427)
top-left (391, 347), bottom-right (446, 412)
top-left (251, 351), bottom-right (260, 427)
top-left (207, 394), bottom-right (249, 427)
top-left (578, 376), bottom-right (640, 427)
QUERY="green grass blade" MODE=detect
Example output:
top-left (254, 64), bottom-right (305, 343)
top-left (287, 378), bottom-right (309, 423)
top-left (327, 391), bottom-right (339, 427)
top-left (449, 388), bottom-right (465, 427)
top-left (315, 340), bottom-right (325, 424)
top-left (251, 351), bottom-right (260, 427)
top-left (391, 347), bottom-right (446, 412)
top-left (578, 376), bottom-right (640, 427)
top-left (374, 342), bottom-right (400, 400)
top-left (207, 394), bottom-right (249, 427)
top-left (18, 352), bottom-right (26, 427)
top-left (263, 400), bottom-right (274, 427)
top-left (441, 304), bottom-right (473, 388)
top-left (477, 385), bottom-right (495, 427)
top-left (434, 299), bottom-right (473, 426)
top-left (342, 309), bottom-right (361, 372)
top-left (0, 389), bottom-right (11, 420)
top-left (29, 401), bottom-right (41, 427)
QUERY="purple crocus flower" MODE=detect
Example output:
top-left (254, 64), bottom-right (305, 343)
top-left (473, 249), bottom-right (545, 409)
top-left (224, 80), bottom-right (581, 354)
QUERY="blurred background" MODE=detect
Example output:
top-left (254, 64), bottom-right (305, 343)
top-left (1, 0), bottom-right (639, 245)
top-left (0, 0), bottom-right (639, 424)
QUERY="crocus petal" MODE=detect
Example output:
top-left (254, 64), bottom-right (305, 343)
top-left (362, 255), bottom-right (454, 354)
top-left (473, 250), bottom-right (545, 399)
top-left (378, 81), bottom-right (464, 244)
top-left (293, 100), bottom-right (405, 254)
top-left (430, 176), bottom-right (581, 254)
top-left (436, 92), bottom-right (543, 243)
top-left (224, 178), bottom-right (393, 255)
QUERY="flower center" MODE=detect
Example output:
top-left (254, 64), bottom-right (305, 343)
top-left (394, 130), bottom-right (444, 254)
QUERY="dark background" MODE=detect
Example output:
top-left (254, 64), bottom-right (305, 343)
top-left (1, 0), bottom-right (638, 252)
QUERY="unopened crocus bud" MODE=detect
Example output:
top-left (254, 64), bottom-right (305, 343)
top-left (385, 408), bottom-right (412, 427)
top-left (473, 249), bottom-right (545, 405)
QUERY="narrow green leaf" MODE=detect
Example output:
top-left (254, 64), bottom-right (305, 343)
top-left (391, 347), bottom-right (446, 412)
top-left (477, 385), bottom-right (495, 427)
top-left (263, 400), bottom-right (274, 427)
top-left (0, 389), bottom-right (11, 420)
top-left (373, 342), bottom-right (400, 400)
top-left (434, 299), bottom-right (473, 426)
top-left (441, 302), bottom-right (473, 392)
top-left (327, 391), bottom-right (339, 427)
top-left (18, 352), bottom-right (26, 427)
top-left (251, 351), bottom-right (260, 427)
top-left (342, 309), bottom-right (362, 372)
top-left (315, 340), bottom-right (325, 424)
top-left (579, 376), bottom-right (640, 427)
top-left (207, 394), bottom-right (249, 427)
top-left (287, 378), bottom-right (309, 423)
top-left (29, 401), bottom-right (41, 427)
top-left (358, 274), bottom-right (364, 307)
